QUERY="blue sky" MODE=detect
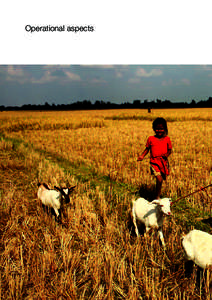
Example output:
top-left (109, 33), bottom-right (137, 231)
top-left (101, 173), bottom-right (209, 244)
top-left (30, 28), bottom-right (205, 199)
top-left (1, 65), bottom-right (212, 107)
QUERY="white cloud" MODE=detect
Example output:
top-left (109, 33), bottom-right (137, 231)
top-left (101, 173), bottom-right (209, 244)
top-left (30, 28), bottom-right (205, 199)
top-left (128, 67), bottom-right (163, 84)
top-left (5, 66), bottom-right (82, 84)
top-left (199, 65), bottom-right (212, 71)
top-left (136, 68), bottom-right (163, 77)
top-left (31, 70), bottom-right (59, 84)
top-left (34, 67), bottom-right (81, 83)
top-left (64, 71), bottom-right (81, 81)
top-left (82, 65), bottom-right (115, 69)
top-left (6, 66), bottom-right (27, 83)
top-left (7, 66), bottom-right (24, 77)
top-left (42, 65), bottom-right (71, 70)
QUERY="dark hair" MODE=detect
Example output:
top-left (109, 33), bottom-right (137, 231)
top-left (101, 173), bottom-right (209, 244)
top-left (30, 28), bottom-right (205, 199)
top-left (152, 117), bottom-right (168, 134)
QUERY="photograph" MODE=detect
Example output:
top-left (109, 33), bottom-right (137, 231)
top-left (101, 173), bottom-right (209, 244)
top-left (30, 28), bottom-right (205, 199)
top-left (0, 65), bottom-right (212, 299)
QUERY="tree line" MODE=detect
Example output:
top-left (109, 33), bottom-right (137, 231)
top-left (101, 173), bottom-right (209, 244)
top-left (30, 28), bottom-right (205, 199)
top-left (1, 97), bottom-right (212, 111)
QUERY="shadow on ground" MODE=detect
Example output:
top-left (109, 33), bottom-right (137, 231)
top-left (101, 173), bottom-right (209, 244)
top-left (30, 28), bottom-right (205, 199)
top-left (137, 183), bottom-right (156, 201)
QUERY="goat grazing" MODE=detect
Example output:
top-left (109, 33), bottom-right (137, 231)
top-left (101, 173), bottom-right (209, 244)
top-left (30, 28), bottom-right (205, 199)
top-left (132, 197), bottom-right (172, 247)
top-left (37, 183), bottom-right (76, 220)
top-left (182, 229), bottom-right (212, 269)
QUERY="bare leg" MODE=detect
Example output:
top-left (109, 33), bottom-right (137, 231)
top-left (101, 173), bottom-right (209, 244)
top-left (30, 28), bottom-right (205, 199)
top-left (132, 205), bottom-right (139, 237)
top-left (156, 175), bottom-right (163, 199)
top-left (158, 228), bottom-right (166, 248)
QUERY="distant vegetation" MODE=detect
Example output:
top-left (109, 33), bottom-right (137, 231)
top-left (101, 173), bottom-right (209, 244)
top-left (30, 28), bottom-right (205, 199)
top-left (1, 97), bottom-right (212, 111)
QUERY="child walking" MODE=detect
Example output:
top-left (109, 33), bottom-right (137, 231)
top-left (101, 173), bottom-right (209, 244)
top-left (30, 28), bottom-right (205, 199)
top-left (137, 117), bottom-right (172, 199)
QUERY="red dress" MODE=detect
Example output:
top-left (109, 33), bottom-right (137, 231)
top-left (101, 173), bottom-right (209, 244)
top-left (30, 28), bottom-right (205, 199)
top-left (146, 136), bottom-right (172, 179)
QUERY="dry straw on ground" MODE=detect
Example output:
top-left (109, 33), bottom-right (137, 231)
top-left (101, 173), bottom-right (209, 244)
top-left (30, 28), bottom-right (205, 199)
top-left (0, 108), bottom-right (212, 299)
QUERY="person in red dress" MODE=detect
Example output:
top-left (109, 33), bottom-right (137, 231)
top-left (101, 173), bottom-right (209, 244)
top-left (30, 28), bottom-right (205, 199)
top-left (137, 117), bottom-right (172, 199)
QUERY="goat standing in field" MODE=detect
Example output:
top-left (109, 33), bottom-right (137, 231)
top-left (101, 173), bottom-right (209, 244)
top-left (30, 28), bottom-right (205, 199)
top-left (132, 197), bottom-right (172, 248)
top-left (182, 229), bottom-right (212, 269)
top-left (37, 183), bottom-right (76, 221)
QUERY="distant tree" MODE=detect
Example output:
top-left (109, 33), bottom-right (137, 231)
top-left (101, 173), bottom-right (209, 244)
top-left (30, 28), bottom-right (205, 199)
top-left (82, 100), bottom-right (92, 105)
top-left (44, 102), bottom-right (50, 108)
top-left (133, 100), bottom-right (141, 107)
top-left (190, 99), bottom-right (196, 107)
top-left (143, 100), bottom-right (148, 108)
top-left (94, 100), bottom-right (106, 108)
top-left (206, 97), bottom-right (212, 107)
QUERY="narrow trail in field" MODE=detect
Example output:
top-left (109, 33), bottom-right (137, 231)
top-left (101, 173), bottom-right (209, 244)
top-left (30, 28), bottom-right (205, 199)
top-left (0, 133), bottom-right (211, 233)
top-left (0, 133), bottom-right (137, 194)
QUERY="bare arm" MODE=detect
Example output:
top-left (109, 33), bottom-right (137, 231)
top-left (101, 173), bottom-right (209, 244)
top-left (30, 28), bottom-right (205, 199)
top-left (137, 147), bottom-right (149, 161)
top-left (163, 149), bottom-right (172, 159)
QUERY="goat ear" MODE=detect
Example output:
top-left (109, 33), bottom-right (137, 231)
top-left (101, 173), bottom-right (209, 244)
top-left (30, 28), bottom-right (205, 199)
top-left (54, 186), bottom-right (61, 192)
top-left (43, 183), bottom-right (50, 190)
top-left (68, 185), bottom-right (76, 194)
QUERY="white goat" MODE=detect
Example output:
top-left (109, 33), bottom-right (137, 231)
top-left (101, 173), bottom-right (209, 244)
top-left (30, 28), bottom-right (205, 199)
top-left (132, 197), bottom-right (172, 247)
top-left (37, 183), bottom-right (76, 220)
top-left (182, 229), bottom-right (212, 269)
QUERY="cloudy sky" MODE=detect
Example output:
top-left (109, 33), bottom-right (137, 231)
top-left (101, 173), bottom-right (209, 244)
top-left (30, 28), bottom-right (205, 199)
top-left (1, 65), bottom-right (212, 107)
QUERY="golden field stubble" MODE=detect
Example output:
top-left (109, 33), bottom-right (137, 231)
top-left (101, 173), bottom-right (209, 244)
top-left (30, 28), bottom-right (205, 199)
top-left (0, 158), bottom-right (188, 299)
top-left (1, 109), bottom-right (212, 206)
top-left (1, 109), bottom-right (212, 298)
